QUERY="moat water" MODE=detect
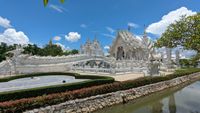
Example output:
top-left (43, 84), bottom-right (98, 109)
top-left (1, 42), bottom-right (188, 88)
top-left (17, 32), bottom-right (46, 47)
top-left (96, 81), bottom-right (200, 113)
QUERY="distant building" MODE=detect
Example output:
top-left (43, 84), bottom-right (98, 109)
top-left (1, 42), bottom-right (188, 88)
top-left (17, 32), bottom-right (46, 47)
top-left (80, 38), bottom-right (104, 56)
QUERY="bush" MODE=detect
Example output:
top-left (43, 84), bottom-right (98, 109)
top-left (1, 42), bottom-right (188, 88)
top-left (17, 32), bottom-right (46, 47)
top-left (0, 72), bottom-right (114, 102)
top-left (0, 68), bottom-right (200, 112)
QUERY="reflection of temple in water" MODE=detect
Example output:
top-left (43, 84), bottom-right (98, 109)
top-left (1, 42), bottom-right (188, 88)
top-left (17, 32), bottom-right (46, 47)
top-left (169, 94), bottom-right (176, 113)
top-left (150, 94), bottom-right (176, 113)
top-left (151, 100), bottom-right (163, 113)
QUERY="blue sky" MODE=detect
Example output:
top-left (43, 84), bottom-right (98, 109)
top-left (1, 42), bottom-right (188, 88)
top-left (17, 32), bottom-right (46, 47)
top-left (0, 0), bottom-right (200, 52)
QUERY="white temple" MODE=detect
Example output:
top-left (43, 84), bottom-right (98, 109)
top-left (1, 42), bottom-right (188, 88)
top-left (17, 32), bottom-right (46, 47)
top-left (80, 38), bottom-right (104, 56)
top-left (0, 29), bottom-right (166, 76)
top-left (109, 30), bottom-right (155, 61)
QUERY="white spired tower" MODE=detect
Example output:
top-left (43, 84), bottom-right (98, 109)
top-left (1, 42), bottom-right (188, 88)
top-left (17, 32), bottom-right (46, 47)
top-left (80, 37), bottom-right (104, 56)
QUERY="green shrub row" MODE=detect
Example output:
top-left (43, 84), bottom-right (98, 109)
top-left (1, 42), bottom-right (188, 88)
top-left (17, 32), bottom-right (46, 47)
top-left (121, 68), bottom-right (200, 90)
top-left (0, 73), bottom-right (114, 102)
top-left (0, 68), bottom-right (200, 112)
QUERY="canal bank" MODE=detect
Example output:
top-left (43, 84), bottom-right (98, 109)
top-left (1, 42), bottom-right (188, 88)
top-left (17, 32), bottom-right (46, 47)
top-left (96, 77), bottom-right (200, 113)
top-left (25, 72), bottom-right (200, 113)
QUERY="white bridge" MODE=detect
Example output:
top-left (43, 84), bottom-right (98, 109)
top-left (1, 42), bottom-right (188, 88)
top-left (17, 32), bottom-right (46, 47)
top-left (0, 54), bottom-right (148, 76)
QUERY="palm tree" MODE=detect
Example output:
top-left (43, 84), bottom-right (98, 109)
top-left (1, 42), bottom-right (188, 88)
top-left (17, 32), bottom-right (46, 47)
top-left (43, 0), bottom-right (65, 6)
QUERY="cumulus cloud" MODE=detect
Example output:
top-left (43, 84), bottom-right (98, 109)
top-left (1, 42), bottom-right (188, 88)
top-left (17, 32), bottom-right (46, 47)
top-left (0, 28), bottom-right (30, 45)
top-left (65, 32), bottom-right (81, 42)
top-left (49, 4), bottom-right (67, 13)
top-left (157, 47), bottom-right (196, 59)
top-left (104, 45), bottom-right (110, 50)
top-left (80, 24), bottom-right (87, 28)
top-left (106, 27), bottom-right (115, 34)
top-left (147, 7), bottom-right (197, 35)
top-left (134, 34), bottom-right (153, 41)
top-left (135, 35), bottom-right (142, 41)
top-left (180, 50), bottom-right (196, 59)
top-left (0, 16), bottom-right (12, 28)
top-left (53, 36), bottom-right (61, 41)
top-left (55, 42), bottom-right (67, 50)
top-left (128, 22), bottom-right (139, 28)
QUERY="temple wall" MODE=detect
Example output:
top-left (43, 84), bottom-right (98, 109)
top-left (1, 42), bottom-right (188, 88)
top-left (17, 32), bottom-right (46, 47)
top-left (17, 54), bottom-right (88, 65)
top-left (0, 61), bottom-right (12, 75)
top-left (16, 64), bottom-right (71, 74)
top-left (0, 54), bottom-right (88, 75)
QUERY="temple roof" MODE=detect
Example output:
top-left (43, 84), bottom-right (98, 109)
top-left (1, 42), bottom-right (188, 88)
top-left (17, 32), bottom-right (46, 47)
top-left (118, 30), bottom-right (145, 49)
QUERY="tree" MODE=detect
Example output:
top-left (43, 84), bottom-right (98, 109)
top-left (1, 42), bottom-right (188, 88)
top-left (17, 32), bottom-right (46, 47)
top-left (156, 13), bottom-right (200, 60)
top-left (0, 43), bottom-right (16, 62)
top-left (23, 44), bottom-right (41, 55)
top-left (43, 0), bottom-right (65, 6)
top-left (179, 59), bottom-right (198, 67)
top-left (42, 44), bottom-right (63, 56)
top-left (70, 49), bottom-right (79, 55)
top-left (63, 49), bottom-right (79, 56)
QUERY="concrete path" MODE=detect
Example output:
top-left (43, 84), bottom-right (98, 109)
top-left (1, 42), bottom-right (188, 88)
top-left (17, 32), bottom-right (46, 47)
top-left (75, 71), bottom-right (144, 81)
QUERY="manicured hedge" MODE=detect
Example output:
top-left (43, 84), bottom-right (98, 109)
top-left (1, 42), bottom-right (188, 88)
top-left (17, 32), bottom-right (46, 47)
top-left (121, 68), bottom-right (200, 90)
top-left (0, 68), bottom-right (200, 112)
top-left (0, 72), bottom-right (114, 102)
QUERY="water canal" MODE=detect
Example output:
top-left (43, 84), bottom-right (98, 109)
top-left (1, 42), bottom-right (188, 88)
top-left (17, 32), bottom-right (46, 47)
top-left (96, 81), bottom-right (200, 113)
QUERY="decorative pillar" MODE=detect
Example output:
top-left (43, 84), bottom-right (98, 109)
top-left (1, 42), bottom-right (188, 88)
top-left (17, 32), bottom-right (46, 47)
top-left (166, 48), bottom-right (172, 68)
top-left (175, 50), bottom-right (180, 67)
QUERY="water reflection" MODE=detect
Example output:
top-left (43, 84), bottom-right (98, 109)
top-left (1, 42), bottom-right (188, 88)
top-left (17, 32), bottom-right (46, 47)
top-left (95, 81), bottom-right (200, 113)
top-left (151, 100), bottom-right (163, 113)
top-left (169, 94), bottom-right (176, 113)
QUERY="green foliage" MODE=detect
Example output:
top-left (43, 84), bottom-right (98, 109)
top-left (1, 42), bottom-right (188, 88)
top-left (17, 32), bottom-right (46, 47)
top-left (0, 68), bottom-right (200, 112)
top-left (42, 44), bottom-right (63, 56)
top-left (0, 43), bottom-right (17, 62)
top-left (63, 49), bottom-right (79, 55)
top-left (0, 42), bottom-right (79, 62)
top-left (43, 0), bottom-right (48, 6)
top-left (156, 14), bottom-right (200, 50)
top-left (43, 0), bottom-right (65, 6)
top-left (156, 13), bottom-right (200, 61)
top-left (22, 43), bottom-right (79, 57)
top-left (179, 58), bottom-right (198, 68)
top-left (0, 72), bottom-right (114, 102)
top-left (22, 44), bottom-right (41, 55)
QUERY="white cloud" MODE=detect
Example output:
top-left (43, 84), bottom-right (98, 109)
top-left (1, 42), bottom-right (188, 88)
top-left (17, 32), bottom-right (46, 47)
top-left (0, 28), bottom-right (30, 45)
top-left (53, 36), bottom-right (61, 41)
top-left (80, 24), bottom-right (87, 28)
top-left (104, 45), bottom-right (110, 50)
top-left (157, 47), bottom-right (196, 59)
top-left (135, 35), bottom-right (142, 41)
top-left (49, 4), bottom-right (67, 13)
top-left (180, 50), bottom-right (196, 59)
top-left (55, 43), bottom-right (66, 50)
top-left (128, 22), bottom-right (139, 28)
top-left (65, 46), bottom-right (71, 50)
top-left (65, 32), bottom-right (81, 42)
top-left (102, 33), bottom-right (115, 38)
top-left (106, 27), bottom-right (115, 34)
top-left (147, 7), bottom-right (197, 35)
top-left (0, 16), bottom-right (12, 28)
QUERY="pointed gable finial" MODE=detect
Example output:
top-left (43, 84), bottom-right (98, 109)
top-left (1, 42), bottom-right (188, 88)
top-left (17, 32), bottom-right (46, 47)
top-left (143, 25), bottom-right (148, 39)
top-left (128, 25), bottom-right (131, 31)
top-left (49, 38), bottom-right (53, 46)
top-left (94, 34), bottom-right (98, 41)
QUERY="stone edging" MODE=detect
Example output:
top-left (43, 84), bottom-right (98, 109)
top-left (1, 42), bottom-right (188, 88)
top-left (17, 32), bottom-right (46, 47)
top-left (25, 72), bottom-right (200, 113)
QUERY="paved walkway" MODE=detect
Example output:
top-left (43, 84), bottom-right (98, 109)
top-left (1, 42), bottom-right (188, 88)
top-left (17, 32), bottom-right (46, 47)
top-left (74, 71), bottom-right (145, 81)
